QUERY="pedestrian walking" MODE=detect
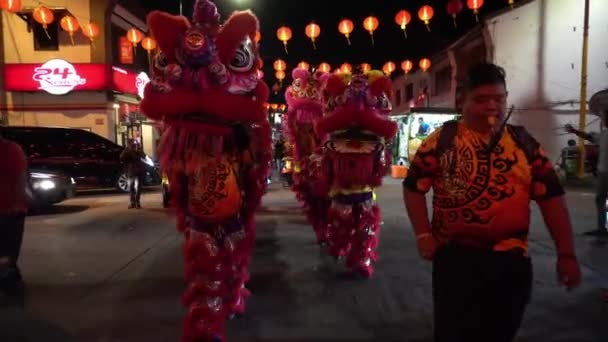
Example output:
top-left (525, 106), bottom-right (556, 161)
top-left (565, 115), bottom-right (608, 237)
top-left (403, 63), bottom-right (582, 342)
top-left (120, 140), bottom-right (146, 209)
top-left (0, 133), bottom-right (28, 299)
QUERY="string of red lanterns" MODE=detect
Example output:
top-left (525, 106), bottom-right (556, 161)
top-left (1, 1), bottom-right (103, 46)
top-left (270, 1), bottom-right (504, 51)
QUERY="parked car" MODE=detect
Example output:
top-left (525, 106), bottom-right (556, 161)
top-left (0, 126), bottom-right (161, 192)
top-left (27, 168), bottom-right (76, 208)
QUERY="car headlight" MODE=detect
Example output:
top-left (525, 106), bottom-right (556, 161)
top-left (33, 179), bottom-right (56, 190)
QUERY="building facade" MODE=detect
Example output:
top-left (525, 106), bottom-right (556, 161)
top-left (0, 0), bottom-right (159, 157)
top-left (391, 0), bottom-right (608, 161)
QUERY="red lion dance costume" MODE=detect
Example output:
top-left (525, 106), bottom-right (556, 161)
top-left (315, 70), bottom-right (397, 278)
top-left (139, 1), bottom-right (270, 341)
top-left (283, 68), bottom-right (331, 245)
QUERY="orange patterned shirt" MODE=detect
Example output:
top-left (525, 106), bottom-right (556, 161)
top-left (404, 122), bottom-right (564, 244)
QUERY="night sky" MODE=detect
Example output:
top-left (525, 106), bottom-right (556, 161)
top-left (138, 0), bottom-right (512, 100)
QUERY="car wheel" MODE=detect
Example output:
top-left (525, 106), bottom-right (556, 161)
top-left (117, 174), bottom-right (130, 192)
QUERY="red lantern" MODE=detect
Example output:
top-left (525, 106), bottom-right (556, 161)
top-left (273, 59), bottom-right (286, 71)
top-left (59, 15), bottom-right (79, 45)
top-left (33, 5), bottom-right (54, 38)
top-left (419, 58), bottom-right (431, 72)
top-left (362, 16), bottom-right (379, 45)
top-left (82, 22), bottom-right (100, 43)
top-left (361, 63), bottom-right (371, 72)
top-left (275, 70), bottom-right (286, 81)
top-left (255, 31), bottom-right (261, 44)
top-left (126, 28), bottom-right (143, 57)
top-left (394, 10), bottom-right (411, 38)
top-left (305, 22), bottom-right (320, 49)
top-left (318, 62), bottom-right (331, 73)
top-left (418, 5), bottom-right (434, 32)
top-left (1, 0), bottom-right (22, 13)
top-left (297, 61), bottom-right (310, 70)
top-left (401, 60), bottom-right (413, 74)
top-left (339, 63), bottom-right (352, 73)
top-left (509, 0), bottom-right (515, 8)
top-left (338, 19), bottom-right (354, 45)
top-left (276, 26), bottom-right (292, 54)
top-left (383, 61), bottom-right (396, 76)
top-left (446, 0), bottom-right (463, 28)
top-left (467, 0), bottom-right (484, 21)
top-left (141, 37), bottom-right (157, 53)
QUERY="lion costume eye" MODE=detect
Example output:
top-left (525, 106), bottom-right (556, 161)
top-left (228, 38), bottom-right (255, 72)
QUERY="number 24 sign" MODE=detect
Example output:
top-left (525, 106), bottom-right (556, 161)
top-left (32, 59), bottom-right (87, 95)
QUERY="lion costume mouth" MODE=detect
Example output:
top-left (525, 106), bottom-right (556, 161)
top-left (315, 71), bottom-right (396, 140)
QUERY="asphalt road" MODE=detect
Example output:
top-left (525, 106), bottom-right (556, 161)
top-left (0, 181), bottom-right (606, 342)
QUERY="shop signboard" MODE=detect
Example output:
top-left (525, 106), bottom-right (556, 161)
top-left (112, 66), bottom-right (150, 99)
top-left (119, 36), bottom-right (134, 64)
top-left (3, 59), bottom-right (106, 95)
top-left (3, 61), bottom-right (150, 98)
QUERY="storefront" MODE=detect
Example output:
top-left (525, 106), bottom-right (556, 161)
top-left (390, 107), bottom-right (461, 166)
top-left (1, 58), bottom-right (157, 157)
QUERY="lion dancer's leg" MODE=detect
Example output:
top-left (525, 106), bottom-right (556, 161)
top-left (308, 197), bottom-right (331, 245)
top-left (181, 223), bottom-right (229, 342)
top-left (181, 216), bottom-right (254, 342)
top-left (224, 216), bottom-right (255, 317)
top-left (325, 200), bottom-right (355, 259)
top-left (345, 198), bottom-right (381, 278)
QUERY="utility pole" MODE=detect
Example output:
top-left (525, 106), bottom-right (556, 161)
top-left (577, 0), bottom-right (590, 177)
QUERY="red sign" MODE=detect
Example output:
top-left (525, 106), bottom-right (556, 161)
top-left (119, 37), bottom-right (133, 64)
top-left (3, 61), bottom-right (149, 97)
top-left (3, 60), bottom-right (107, 94)
top-left (112, 66), bottom-right (150, 98)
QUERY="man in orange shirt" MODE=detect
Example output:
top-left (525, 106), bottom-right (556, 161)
top-left (0, 133), bottom-right (28, 298)
top-left (403, 63), bottom-right (581, 342)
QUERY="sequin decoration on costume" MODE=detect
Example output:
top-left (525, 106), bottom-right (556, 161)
top-left (188, 158), bottom-right (242, 221)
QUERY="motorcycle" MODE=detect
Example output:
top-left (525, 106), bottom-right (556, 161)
top-left (555, 139), bottom-right (598, 180)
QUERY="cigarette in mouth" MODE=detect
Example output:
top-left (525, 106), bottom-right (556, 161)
top-left (488, 116), bottom-right (497, 126)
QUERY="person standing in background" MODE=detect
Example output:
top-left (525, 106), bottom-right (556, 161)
top-left (565, 114), bottom-right (608, 237)
top-left (120, 140), bottom-right (146, 209)
top-left (0, 133), bottom-right (28, 299)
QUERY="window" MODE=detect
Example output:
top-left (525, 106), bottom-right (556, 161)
top-left (395, 88), bottom-right (402, 106)
top-left (33, 21), bottom-right (59, 51)
top-left (404, 84), bottom-right (414, 102)
top-left (434, 66), bottom-right (452, 96)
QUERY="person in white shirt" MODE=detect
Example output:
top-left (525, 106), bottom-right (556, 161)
top-left (565, 111), bottom-right (608, 236)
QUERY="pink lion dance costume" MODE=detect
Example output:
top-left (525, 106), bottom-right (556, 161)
top-left (139, 1), bottom-right (271, 341)
top-left (315, 70), bottom-right (397, 277)
top-left (283, 68), bottom-right (331, 245)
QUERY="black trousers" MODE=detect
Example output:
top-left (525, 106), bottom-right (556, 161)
top-left (0, 214), bottom-right (26, 267)
top-left (433, 244), bottom-right (532, 342)
top-left (129, 174), bottom-right (144, 205)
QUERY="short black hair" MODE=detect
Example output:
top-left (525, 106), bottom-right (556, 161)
top-left (461, 62), bottom-right (506, 92)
